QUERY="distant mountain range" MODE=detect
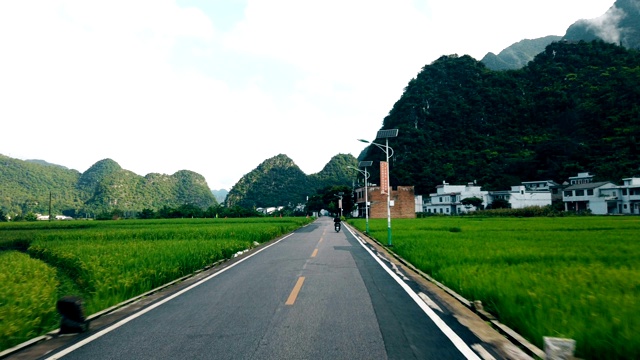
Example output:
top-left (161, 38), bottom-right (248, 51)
top-left (225, 154), bottom-right (358, 209)
top-left (482, 0), bottom-right (639, 70)
top-left (0, 153), bottom-right (359, 217)
top-left (211, 189), bottom-right (228, 203)
top-left (481, 36), bottom-right (562, 71)
top-left (0, 155), bottom-right (217, 218)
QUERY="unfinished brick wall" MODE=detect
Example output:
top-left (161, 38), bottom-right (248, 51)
top-left (363, 186), bottom-right (416, 219)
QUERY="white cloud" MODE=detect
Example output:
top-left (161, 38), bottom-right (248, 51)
top-left (0, 0), bottom-right (616, 191)
top-left (582, 5), bottom-right (626, 44)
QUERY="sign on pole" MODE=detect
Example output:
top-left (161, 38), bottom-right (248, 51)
top-left (380, 161), bottom-right (389, 194)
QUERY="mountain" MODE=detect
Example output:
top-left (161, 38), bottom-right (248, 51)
top-left (309, 154), bottom-right (361, 189)
top-left (564, 0), bottom-right (640, 49)
top-left (361, 40), bottom-right (640, 195)
top-left (0, 154), bottom-right (83, 215)
top-left (481, 36), bottom-right (561, 70)
top-left (225, 154), bottom-right (358, 208)
top-left (482, 0), bottom-right (640, 71)
top-left (0, 155), bottom-right (217, 217)
top-left (25, 159), bottom-right (69, 169)
top-left (211, 189), bottom-right (228, 203)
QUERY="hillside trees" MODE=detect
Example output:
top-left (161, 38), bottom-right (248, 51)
top-left (361, 41), bottom-right (640, 194)
top-left (0, 156), bottom-right (217, 218)
top-left (226, 153), bottom-right (358, 210)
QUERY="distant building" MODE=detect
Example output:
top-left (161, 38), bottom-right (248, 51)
top-left (568, 172), bottom-right (595, 185)
top-left (423, 182), bottom-right (488, 215)
top-left (354, 186), bottom-right (416, 219)
top-left (488, 183), bottom-right (553, 209)
top-left (620, 177), bottom-right (640, 215)
top-left (561, 172), bottom-right (640, 215)
top-left (562, 181), bottom-right (618, 214)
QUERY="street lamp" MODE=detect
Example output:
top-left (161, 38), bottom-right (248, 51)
top-left (335, 192), bottom-right (344, 217)
top-left (347, 161), bottom-right (372, 233)
top-left (359, 129), bottom-right (398, 247)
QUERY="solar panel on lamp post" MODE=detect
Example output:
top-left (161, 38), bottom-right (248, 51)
top-left (358, 129), bottom-right (398, 247)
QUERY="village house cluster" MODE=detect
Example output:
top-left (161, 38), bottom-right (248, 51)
top-left (352, 172), bottom-right (640, 218)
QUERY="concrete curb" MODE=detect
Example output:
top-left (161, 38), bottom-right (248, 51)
top-left (0, 257), bottom-right (229, 359)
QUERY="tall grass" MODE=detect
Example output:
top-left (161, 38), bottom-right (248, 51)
top-left (0, 251), bottom-right (59, 350)
top-left (0, 217), bottom-right (312, 351)
top-left (349, 217), bottom-right (639, 360)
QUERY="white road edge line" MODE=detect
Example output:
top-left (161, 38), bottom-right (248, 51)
top-left (45, 233), bottom-right (295, 360)
top-left (346, 227), bottom-right (481, 360)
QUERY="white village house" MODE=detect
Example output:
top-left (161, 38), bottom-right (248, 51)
top-left (423, 182), bottom-right (488, 215)
top-left (418, 172), bottom-right (640, 215)
top-left (562, 173), bottom-right (640, 215)
top-left (486, 179), bottom-right (558, 209)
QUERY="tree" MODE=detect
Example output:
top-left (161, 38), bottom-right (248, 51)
top-left (315, 185), bottom-right (355, 216)
top-left (24, 212), bottom-right (38, 221)
top-left (461, 197), bottom-right (484, 209)
top-left (138, 208), bottom-right (155, 219)
top-left (0, 209), bottom-right (6, 222)
top-left (305, 195), bottom-right (325, 215)
top-left (489, 198), bottom-right (510, 209)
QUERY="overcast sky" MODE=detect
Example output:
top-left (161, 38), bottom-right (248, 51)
top-left (0, 0), bottom-right (614, 190)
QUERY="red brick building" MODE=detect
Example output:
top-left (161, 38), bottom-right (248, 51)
top-left (353, 186), bottom-right (416, 219)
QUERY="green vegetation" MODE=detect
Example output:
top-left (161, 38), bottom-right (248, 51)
top-left (0, 156), bottom-right (217, 219)
top-left (0, 251), bottom-right (59, 350)
top-left (1, 153), bottom-right (357, 221)
top-left (481, 35), bottom-right (561, 71)
top-left (226, 153), bottom-right (358, 209)
top-left (363, 40), bottom-right (640, 194)
top-left (0, 217), bottom-right (312, 351)
top-left (564, 0), bottom-right (640, 50)
top-left (349, 216), bottom-right (639, 360)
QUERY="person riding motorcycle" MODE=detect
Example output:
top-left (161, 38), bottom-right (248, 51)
top-left (333, 215), bottom-right (341, 232)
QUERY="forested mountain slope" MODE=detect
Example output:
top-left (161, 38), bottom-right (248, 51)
top-left (226, 154), bottom-right (358, 208)
top-left (361, 41), bottom-right (640, 195)
top-left (0, 155), bottom-right (217, 217)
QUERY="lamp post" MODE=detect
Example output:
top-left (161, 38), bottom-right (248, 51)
top-left (347, 161), bottom-right (372, 233)
top-left (359, 129), bottom-right (398, 247)
top-left (335, 192), bottom-right (344, 217)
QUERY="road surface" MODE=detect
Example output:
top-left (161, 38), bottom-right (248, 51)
top-left (36, 217), bottom-right (518, 359)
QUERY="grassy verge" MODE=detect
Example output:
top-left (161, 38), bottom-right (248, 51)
top-left (348, 216), bottom-right (639, 360)
top-left (0, 217), bottom-right (312, 351)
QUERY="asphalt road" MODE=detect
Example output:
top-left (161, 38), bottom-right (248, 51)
top-left (41, 217), bottom-right (502, 360)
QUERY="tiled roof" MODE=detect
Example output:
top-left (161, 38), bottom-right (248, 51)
top-left (563, 181), bottom-right (616, 191)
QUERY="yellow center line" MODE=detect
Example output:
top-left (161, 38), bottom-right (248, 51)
top-left (285, 276), bottom-right (305, 305)
top-left (311, 248), bottom-right (318, 258)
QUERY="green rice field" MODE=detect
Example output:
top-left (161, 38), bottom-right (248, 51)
top-left (0, 217), bottom-right (312, 351)
top-left (349, 216), bottom-right (639, 360)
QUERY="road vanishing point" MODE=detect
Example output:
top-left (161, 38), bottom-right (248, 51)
top-left (10, 217), bottom-right (531, 360)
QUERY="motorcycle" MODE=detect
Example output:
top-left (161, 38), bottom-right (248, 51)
top-left (334, 222), bottom-right (341, 232)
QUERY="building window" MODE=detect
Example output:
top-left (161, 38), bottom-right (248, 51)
top-left (564, 191), bottom-right (572, 197)
top-left (622, 189), bottom-right (628, 196)
top-left (576, 190), bottom-right (585, 196)
top-left (440, 197), bottom-right (443, 203)
top-left (587, 189), bottom-right (594, 196)
top-left (446, 208), bottom-right (450, 213)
